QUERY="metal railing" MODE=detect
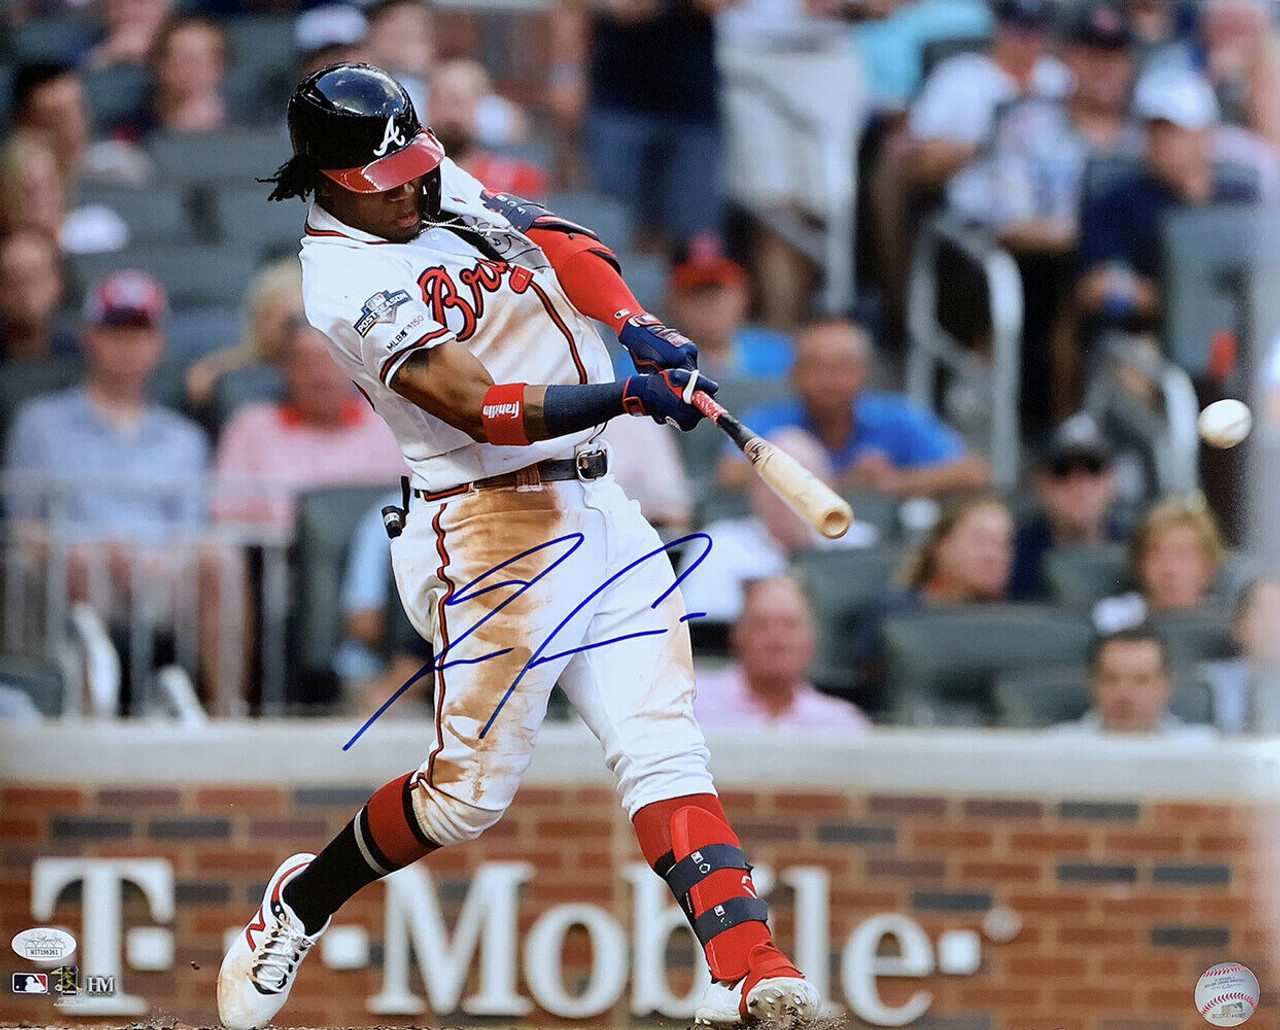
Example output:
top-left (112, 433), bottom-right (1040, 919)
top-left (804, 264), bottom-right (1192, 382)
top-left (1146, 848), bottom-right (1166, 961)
top-left (718, 63), bottom-right (856, 315)
top-left (1082, 332), bottom-right (1202, 497)
top-left (906, 212), bottom-right (1025, 489)
top-left (0, 473), bottom-right (294, 718)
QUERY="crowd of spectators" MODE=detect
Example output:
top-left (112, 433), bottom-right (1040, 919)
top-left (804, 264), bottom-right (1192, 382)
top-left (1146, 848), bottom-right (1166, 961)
top-left (0, 0), bottom-right (1276, 738)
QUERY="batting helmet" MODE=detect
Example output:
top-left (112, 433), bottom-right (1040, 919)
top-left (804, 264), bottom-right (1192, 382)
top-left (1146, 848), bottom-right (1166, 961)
top-left (287, 62), bottom-right (444, 193)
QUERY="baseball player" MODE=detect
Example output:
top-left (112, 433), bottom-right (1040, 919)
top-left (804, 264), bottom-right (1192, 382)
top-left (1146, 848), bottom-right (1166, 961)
top-left (217, 63), bottom-right (819, 1030)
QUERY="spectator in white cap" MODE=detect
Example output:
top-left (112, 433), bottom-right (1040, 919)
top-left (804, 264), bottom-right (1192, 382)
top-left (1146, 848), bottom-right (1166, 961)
top-left (294, 5), bottom-right (368, 79)
top-left (1076, 67), bottom-right (1260, 331)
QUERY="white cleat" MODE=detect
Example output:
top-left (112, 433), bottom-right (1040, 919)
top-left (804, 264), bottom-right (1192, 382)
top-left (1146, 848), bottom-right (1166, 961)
top-left (695, 976), bottom-right (821, 1026)
top-left (217, 853), bottom-right (328, 1030)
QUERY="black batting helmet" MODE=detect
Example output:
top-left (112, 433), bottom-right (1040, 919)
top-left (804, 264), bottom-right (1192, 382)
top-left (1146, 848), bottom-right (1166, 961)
top-left (286, 62), bottom-right (444, 193)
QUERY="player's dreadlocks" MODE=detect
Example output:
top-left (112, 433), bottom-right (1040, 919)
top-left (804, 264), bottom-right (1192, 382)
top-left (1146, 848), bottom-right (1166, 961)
top-left (261, 154), bottom-right (322, 202)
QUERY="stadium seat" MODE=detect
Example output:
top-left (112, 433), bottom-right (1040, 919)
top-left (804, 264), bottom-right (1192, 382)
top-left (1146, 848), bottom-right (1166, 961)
top-left (11, 16), bottom-right (96, 63)
top-left (921, 35), bottom-right (991, 79)
top-left (147, 305), bottom-right (240, 413)
top-left (546, 191), bottom-right (635, 252)
top-left (82, 66), bottom-right (149, 136)
top-left (1162, 204), bottom-right (1280, 375)
top-left (70, 244), bottom-right (257, 310)
top-left (713, 375), bottom-right (790, 415)
top-left (880, 605), bottom-right (1096, 725)
top-left (615, 251), bottom-right (669, 315)
top-left (791, 546), bottom-right (906, 690)
top-left (209, 186), bottom-right (305, 260)
top-left (1149, 610), bottom-right (1234, 664)
top-left (841, 491), bottom-right (900, 542)
top-left (993, 661), bottom-right (1214, 728)
top-left (0, 653), bottom-right (66, 717)
top-left (0, 356), bottom-right (84, 451)
top-left (292, 484), bottom-right (397, 704)
top-left (147, 129), bottom-right (291, 189)
top-left (211, 365), bottom-right (286, 433)
top-left (164, 305), bottom-right (240, 367)
top-left (74, 182), bottom-right (192, 246)
top-left (224, 14), bottom-right (298, 79)
top-left (1044, 544), bottom-right (1130, 607)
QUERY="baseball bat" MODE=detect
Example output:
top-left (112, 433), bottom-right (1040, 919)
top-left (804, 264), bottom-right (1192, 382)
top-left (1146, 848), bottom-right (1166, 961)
top-left (692, 390), bottom-right (853, 540)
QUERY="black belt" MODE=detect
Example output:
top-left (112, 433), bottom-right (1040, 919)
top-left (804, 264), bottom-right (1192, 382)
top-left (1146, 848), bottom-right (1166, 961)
top-left (413, 450), bottom-right (609, 502)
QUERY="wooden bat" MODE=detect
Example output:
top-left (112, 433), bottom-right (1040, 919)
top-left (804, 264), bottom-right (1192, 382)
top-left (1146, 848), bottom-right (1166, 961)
top-left (692, 390), bottom-right (853, 540)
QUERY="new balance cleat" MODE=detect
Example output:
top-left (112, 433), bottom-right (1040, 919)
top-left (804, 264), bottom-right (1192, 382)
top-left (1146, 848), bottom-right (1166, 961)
top-left (217, 853), bottom-right (327, 1029)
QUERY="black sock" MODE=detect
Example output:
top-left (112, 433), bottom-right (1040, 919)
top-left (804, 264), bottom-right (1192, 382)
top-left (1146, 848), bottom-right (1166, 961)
top-left (282, 817), bottom-right (383, 935)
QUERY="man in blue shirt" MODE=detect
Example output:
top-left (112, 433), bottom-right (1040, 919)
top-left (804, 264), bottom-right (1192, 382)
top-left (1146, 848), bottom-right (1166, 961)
top-left (4, 269), bottom-right (241, 712)
top-left (717, 317), bottom-right (990, 496)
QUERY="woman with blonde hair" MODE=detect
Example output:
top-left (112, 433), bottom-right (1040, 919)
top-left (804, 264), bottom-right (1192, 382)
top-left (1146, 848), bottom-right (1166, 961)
top-left (184, 257), bottom-right (304, 412)
top-left (1093, 492), bottom-right (1226, 632)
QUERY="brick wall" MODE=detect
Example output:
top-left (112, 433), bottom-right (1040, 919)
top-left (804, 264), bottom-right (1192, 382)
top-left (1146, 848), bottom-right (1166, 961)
top-left (1, 727), bottom-right (1276, 1030)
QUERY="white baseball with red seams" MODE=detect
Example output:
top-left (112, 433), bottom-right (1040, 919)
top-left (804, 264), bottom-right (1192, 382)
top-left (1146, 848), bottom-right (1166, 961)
top-left (1198, 399), bottom-right (1253, 449)
top-left (1195, 962), bottom-right (1259, 1026)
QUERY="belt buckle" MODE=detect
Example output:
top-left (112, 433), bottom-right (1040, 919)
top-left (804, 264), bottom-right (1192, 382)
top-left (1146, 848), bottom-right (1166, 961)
top-left (575, 449), bottom-right (605, 481)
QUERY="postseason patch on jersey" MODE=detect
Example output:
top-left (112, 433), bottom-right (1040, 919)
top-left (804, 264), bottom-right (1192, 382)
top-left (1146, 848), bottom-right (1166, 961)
top-left (354, 289), bottom-right (412, 338)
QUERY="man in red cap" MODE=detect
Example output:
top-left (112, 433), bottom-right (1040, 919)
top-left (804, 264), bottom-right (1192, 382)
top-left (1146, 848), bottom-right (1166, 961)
top-left (4, 268), bottom-right (243, 710)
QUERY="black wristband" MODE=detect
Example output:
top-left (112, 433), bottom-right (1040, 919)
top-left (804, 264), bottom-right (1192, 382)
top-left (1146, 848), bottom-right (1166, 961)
top-left (543, 381), bottom-right (627, 438)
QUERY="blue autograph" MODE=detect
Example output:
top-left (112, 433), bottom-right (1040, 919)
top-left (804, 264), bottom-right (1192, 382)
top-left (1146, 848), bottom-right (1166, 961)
top-left (343, 532), bottom-right (712, 750)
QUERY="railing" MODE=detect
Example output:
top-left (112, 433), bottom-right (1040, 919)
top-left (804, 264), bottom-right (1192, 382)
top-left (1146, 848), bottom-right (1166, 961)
top-left (1082, 332), bottom-right (1202, 497)
top-left (0, 473), bottom-right (294, 718)
top-left (718, 63), bottom-right (856, 315)
top-left (906, 212), bottom-right (1025, 489)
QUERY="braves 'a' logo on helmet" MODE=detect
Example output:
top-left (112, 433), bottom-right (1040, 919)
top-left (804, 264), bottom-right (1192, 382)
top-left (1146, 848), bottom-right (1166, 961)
top-left (373, 115), bottom-right (407, 158)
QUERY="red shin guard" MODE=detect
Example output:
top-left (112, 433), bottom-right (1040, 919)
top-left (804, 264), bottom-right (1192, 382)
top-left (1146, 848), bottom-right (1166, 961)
top-left (633, 794), bottom-right (804, 1001)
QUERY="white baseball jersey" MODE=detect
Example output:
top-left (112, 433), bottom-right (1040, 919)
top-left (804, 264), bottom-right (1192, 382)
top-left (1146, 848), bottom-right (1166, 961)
top-left (300, 158), bottom-right (614, 493)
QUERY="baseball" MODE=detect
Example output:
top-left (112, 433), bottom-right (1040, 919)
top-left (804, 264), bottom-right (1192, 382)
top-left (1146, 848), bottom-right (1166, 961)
top-left (1196, 962), bottom-right (1258, 1026)
top-left (1198, 399), bottom-right (1252, 448)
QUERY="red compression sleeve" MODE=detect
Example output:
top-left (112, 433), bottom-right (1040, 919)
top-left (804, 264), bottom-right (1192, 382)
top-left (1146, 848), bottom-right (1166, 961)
top-left (527, 225), bottom-right (641, 332)
top-left (481, 383), bottom-right (531, 445)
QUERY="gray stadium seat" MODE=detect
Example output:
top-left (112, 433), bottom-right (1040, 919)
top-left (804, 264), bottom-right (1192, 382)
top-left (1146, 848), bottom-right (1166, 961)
top-left (993, 662), bottom-right (1214, 728)
top-left (0, 654), bottom-right (66, 716)
top-left (70, 244), bottom-right (257, 310)
top-left (714, 375), bottom-right (789, 415)
top-left (1149, 610), bottom-right (1234, 664)
top-left (842, 491), bottom-right (901, 542)
top-left (0, 357), bottom-right (84, 450)
top-left (209, 186), bottom-right (304, 261)
top-left (11, 16), bottom-right (96, 63)
top-left (792, 546), bottom-right (906, 690)
top-left (75, 182), bottom-right (192, 245)
top-left (224, 14), bottom-right (298, 78)
top-left (164, 305), bottom-right (240, 366)
top-left (920, 36), bottom-right (991, 80)
top-left (615, 252), bottom-right (669, 315)
top-left (1044, 544), bottom-right (1130, 607)
top-left (211, 365), bottom-right (286, 433)
top-left (82, 66), bottom-right (149, 136)
top-left (1162, 204), bottom-right (1280, 375)
top-left (147, 129), bottom-right (291, 189)
top-left (546, 191), bottom-right (635, 251)
top-left (293, 485), bottom-right (397, 696)
top-left (880, 605), bottom-right (1096, 725)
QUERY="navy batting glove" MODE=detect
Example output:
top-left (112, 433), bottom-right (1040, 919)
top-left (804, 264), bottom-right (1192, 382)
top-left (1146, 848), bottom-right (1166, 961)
top-left (618, 314), bottom-right (699, 373)
top-left (621, 369), bottom-right (719, 432)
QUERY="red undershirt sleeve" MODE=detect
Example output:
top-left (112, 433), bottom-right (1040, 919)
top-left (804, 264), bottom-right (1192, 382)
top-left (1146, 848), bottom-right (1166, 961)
top-left (525, 225), bottom-right (642, 333)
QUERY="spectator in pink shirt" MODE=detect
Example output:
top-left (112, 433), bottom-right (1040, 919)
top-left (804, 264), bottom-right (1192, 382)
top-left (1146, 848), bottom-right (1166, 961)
top-left (214, 320), bottom-right (407, 527)
top-left (695, 575), bottom-right (871, 732)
